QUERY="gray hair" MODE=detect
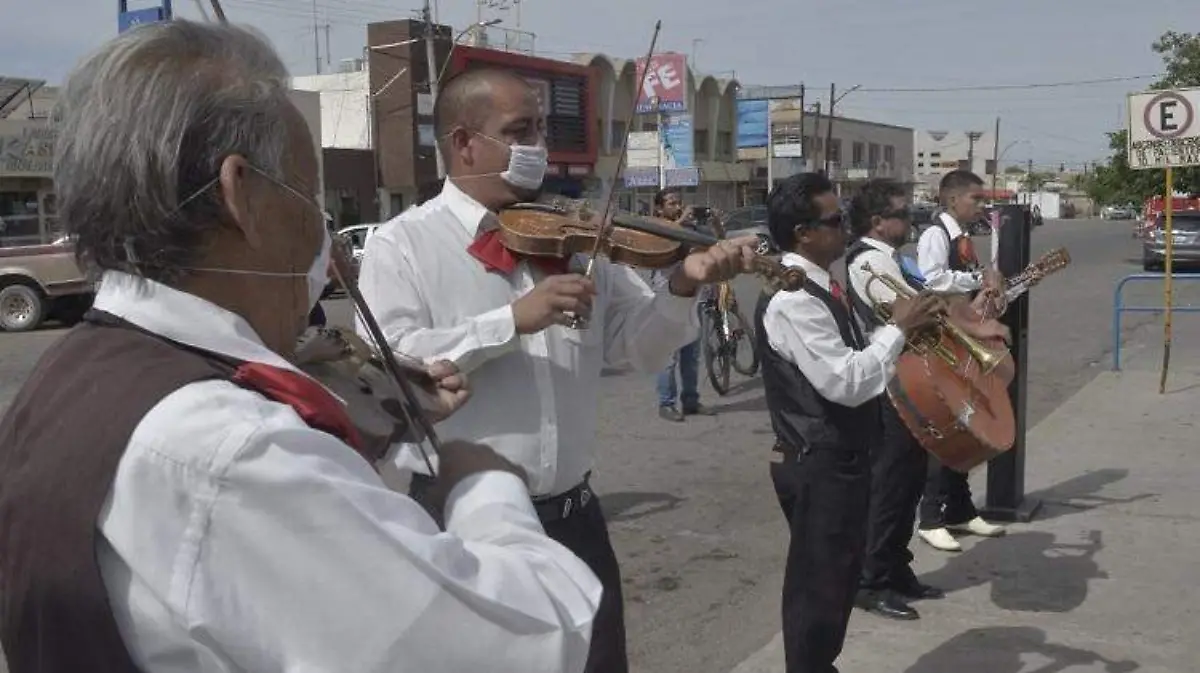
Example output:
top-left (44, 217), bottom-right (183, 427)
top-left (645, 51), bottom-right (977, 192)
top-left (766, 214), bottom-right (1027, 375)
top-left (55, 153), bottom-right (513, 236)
top-left (53, 20), bottom-right (293, 283)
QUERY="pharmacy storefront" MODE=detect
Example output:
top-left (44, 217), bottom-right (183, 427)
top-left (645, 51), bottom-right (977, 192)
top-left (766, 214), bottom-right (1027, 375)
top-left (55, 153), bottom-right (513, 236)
top-left (0, 120), bottom-right (57, 247)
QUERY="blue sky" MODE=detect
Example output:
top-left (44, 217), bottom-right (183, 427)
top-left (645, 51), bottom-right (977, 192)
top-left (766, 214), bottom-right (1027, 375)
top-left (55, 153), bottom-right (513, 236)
top-left (1, 0), bottom-right (1186, 169)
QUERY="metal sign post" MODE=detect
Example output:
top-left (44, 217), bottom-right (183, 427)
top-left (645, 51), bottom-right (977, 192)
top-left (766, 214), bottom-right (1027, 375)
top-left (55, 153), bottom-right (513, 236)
top-left (1127, 86), bottom-right (1200, 393)
top-left (982, 204), bottom-right (1040, 522)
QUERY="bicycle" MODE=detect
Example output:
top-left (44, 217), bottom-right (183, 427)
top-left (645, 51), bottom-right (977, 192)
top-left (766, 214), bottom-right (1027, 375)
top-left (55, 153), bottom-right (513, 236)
top-left (700, 280), bottom-right (759, 396)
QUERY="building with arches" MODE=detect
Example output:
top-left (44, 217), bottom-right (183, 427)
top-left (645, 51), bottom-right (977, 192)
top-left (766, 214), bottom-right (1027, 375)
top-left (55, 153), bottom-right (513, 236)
top-left (569, 53), bottom-right (747, 213)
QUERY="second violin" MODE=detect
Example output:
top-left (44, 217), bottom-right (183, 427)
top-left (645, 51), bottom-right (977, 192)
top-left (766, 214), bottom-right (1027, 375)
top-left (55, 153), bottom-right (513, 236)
top-left (496, 201), bottom-right (806, 293)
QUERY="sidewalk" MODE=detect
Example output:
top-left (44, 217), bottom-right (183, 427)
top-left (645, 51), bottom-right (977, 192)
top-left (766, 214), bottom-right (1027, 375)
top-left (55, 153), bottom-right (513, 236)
top-left (729, 319), bottom-right (1200, 673)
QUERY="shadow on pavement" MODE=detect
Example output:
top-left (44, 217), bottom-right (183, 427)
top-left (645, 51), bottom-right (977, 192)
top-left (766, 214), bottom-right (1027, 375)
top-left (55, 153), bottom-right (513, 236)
top-left (904, 626), bottom-right (1139, 673)
top-left (919, 530), bottom-right (1106, 614)
top-left (1023, 468), bottom-right (1158, 523)
top-left (601, 491), bottom-right (684, 523)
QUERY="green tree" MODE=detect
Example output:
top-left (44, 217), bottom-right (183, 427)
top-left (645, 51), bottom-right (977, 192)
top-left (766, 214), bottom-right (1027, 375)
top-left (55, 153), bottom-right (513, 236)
top-left (1089, 32), bottom-right (1200, 204)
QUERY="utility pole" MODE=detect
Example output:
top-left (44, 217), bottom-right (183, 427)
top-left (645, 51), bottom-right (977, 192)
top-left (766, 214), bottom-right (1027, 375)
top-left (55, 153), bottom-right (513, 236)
top-left (966, 131), bottom-right (983, 174)
top-left (424, 0), bottom-right (445, 179)
top-left (811, 101), bottom-right (821, 171)
top-left (766, 99), bottom-right (774, 193)
top-left (824, 83), bottom-right (836, 174)
top-left (312, 0), bottom-right (321, 73)
top-left (990, 117), bottom-right (1000, 198)
top-left (311, 0), bottom-right (321, 74)
top-left (1027, 158), bottom-right (1034, 201)
top-left (324, 23), bottom-right (331, 68)
top-left (798, 84), bottom-right (806, 170)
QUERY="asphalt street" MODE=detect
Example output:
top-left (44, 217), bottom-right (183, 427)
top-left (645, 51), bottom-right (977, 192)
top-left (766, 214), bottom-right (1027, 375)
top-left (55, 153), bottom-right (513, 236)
top-left (0, 217), bottom-right (1192, 672)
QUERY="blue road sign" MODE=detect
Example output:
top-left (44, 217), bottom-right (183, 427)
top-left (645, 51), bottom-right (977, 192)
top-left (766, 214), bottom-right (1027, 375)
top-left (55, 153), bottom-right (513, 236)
top-left (118, 6), bottom-right (166, 33)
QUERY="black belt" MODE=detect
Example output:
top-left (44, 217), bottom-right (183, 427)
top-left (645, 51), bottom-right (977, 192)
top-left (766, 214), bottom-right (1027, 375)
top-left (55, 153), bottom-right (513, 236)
top-left (532, 474), bottom-right (594, 522)
top-left (410, 472), bottom-right (593, 523)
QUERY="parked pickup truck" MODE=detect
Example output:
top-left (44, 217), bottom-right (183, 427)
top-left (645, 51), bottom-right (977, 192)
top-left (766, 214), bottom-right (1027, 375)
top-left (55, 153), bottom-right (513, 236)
top-left (0, 240), bottom-right (94, 332)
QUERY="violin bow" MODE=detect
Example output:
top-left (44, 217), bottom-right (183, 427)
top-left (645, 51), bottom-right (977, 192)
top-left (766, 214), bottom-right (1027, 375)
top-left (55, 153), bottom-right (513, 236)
top-left (329, 245), bottom-right (441, 476)
top-left (209, 0), bottom-right (441, 477)
top-left (582, 20), bottom-right (663, 280)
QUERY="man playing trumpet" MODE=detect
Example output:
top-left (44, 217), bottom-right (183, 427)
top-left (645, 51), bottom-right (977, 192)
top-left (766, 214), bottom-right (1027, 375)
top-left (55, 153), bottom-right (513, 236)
top-left (844, 179), bottom-right (949, 621)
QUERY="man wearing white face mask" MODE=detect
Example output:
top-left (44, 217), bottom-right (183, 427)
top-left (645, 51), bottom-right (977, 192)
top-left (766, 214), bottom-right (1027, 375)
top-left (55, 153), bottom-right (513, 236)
top-left (357, 67), bottom-right (762, 673)
top-left (0, 22), bottom-right (608, 673)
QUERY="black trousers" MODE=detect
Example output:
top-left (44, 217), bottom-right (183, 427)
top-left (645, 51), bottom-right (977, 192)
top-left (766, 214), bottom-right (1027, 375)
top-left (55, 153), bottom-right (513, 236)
top-left (770, 447), bottom-right (870, 673)
top-left (861, 401), bottom-right (928, 590)
top-left (918, 462), bottom-right (979, 529)
top-left (409, 476), bottom-right (627, 673)
top-left (541, 495), bottom-right (628, 673)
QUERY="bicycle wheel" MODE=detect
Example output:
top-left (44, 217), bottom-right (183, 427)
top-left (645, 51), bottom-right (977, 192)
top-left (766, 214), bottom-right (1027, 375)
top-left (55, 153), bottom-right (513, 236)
top-left (728, 308), bottom-right (760, 376)
top-left (701, 310), bottom-right (732, 395)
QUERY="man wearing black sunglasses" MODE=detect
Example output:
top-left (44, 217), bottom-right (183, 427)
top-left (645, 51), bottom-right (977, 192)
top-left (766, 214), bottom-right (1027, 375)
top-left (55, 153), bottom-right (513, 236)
top-left (756, 173), bottom-right (943, 673)
top-left (844, 179), bottom-right (946, 622)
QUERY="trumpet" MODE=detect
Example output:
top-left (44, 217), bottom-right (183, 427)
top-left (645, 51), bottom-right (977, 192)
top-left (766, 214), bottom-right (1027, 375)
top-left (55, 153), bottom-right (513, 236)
top-left (861, 262), bottom-right (1008, 375)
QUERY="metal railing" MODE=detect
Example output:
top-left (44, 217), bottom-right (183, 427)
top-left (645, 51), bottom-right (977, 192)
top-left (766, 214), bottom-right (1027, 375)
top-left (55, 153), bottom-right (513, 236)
top-left (1111, 272), bottom-right (1200, 370)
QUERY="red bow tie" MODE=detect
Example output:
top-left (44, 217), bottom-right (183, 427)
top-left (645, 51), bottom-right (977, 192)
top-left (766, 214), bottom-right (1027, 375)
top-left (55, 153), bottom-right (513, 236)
top-left (232, 362), bottom-right (373, 462)
top-left (830, 279), bottom-right (847, 305)
top-left (467, 229), bottom-right (571, 276)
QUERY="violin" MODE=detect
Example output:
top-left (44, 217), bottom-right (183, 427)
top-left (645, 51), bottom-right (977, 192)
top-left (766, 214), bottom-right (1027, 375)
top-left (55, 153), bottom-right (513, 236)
top-left (317, 238), bottom-right (450, 475)
top-left (497, 200), bottom-right (806, 293)
top-left (296, 326), bottom-right (441, 462)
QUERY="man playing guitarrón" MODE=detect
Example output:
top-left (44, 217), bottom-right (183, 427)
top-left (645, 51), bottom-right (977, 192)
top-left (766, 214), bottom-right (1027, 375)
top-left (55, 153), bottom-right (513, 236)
top-left (914, 169), bottom-right (1007, 552)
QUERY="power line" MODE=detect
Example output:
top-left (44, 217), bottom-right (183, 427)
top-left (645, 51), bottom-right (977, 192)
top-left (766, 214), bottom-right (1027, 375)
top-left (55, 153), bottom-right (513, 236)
top-left (857, 74), bottom-right (1161, 94)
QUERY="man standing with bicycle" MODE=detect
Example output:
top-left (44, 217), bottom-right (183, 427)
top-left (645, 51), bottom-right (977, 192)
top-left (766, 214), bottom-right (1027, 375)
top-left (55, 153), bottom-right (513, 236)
top-left (651, 187), bottom-right (717, 422)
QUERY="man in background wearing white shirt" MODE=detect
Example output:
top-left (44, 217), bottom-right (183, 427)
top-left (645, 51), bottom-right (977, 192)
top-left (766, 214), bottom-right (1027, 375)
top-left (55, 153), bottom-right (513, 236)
top-left (915, 170), bottom-right (1007, 552)
top-left (757, 173), bottom-right (943, 673)
top-left (844, 179), bottom-right (948, 622)
top-left (356, 67), bottom-right (758, 673)
top-left (0, 21), bottom-right (604, 673)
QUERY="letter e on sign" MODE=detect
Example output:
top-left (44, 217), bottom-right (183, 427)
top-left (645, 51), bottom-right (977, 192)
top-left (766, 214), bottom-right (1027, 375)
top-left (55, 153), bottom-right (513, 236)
top-left (656, 62), bottom-right (681, 92)
top-left (1144, 91), bottom-right (1194, 140)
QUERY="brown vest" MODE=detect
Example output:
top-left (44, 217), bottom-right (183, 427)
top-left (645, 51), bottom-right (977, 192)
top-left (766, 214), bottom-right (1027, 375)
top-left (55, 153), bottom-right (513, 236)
top-left (0, 313), bottom-right (244, 672)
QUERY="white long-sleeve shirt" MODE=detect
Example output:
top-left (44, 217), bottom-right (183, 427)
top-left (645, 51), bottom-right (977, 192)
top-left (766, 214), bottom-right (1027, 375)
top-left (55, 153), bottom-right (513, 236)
top-left (357, 180), bottom-right (700, 497)
top-left (917, 212), bottom-right (984, 293)
top-left (761, 253), bottom-right (905, 408)
top-left (846, 236), bottom-right (905, 338)
top-left (92, 271), bottom-right (602, 673)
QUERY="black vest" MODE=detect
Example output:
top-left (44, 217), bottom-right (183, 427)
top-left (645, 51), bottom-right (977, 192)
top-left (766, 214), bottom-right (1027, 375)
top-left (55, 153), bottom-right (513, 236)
top-left (932, 217), bottom-right (979, 272)
top-left (843, 238), bottom-right (925, 333)
top-left (755, 280), bottom-right (880, 455)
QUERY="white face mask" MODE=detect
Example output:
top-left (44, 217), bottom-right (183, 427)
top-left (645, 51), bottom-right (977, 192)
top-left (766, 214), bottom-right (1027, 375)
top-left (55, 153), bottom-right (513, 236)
top-left (479, 133), bottom-right (548, 190)
top-left (306, 227), bottom-right (333, 310)
top-left (177, 166), bottom-right (334, 314)
top-left (184, 224), bottom-right (330, 313)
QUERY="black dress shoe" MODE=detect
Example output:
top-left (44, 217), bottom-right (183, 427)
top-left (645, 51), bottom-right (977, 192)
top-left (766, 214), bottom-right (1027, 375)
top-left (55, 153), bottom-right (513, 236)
top-left (893, 579), bottom-right (945, 600)
top-left (682, 403), bottom-right (716, 416)
top-left (854, 589), bottom-right (919, 620)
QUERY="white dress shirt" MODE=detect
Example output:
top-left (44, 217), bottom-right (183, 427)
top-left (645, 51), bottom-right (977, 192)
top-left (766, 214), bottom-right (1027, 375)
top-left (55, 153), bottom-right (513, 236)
top-left (847, 236), bottom-right (905, 309)
top-left (917, 212), bottom-right (983, 293)
top-left (357, 180), bottom-right (700, 496)
top-left (93, 271), bottom-right (601, 673)
top-left (761, 253), bottom-right (905, 408)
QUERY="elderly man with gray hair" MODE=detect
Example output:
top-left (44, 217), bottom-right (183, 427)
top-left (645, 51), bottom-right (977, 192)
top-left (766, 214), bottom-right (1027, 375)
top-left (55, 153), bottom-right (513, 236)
top-left (0, 20), bottom-right (601, 673)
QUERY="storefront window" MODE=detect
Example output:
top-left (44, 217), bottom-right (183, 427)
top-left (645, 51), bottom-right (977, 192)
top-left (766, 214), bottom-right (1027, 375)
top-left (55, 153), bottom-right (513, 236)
top-left (0, 191), bottom-right (42, 247)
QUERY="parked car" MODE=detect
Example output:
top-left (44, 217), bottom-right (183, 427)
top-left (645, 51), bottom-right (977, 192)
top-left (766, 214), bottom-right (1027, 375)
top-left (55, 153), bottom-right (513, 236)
top-left (0, 239), bottom-right (95, 332)
top-left (1143, 211), bottom-right (1200, 270)
top-left (322, 223), bottom-right (382, 297)
top-left (337, 223), bottom-right (382, 262)
top-left (1102, 204), bottom-right (1137, 220)
top-left (721, 205), bottom-right (769, 240)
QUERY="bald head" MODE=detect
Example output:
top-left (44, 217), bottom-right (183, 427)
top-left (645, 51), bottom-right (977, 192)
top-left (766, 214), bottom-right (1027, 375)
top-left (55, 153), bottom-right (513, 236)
top-left (434, 67), bottom-right (536, 140)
